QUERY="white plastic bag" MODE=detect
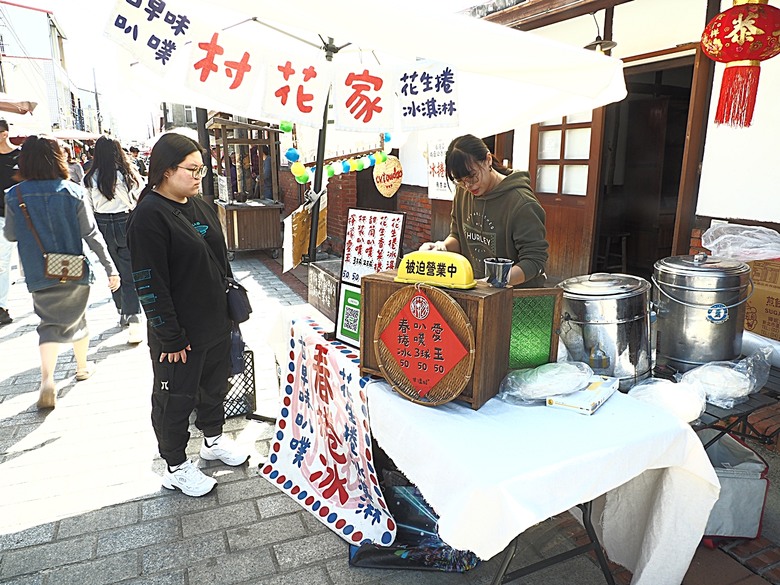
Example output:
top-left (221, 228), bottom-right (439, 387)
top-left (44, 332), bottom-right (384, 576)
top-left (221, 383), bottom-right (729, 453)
top-left (498, 362), bottom-right (593, 405)
top-left (701, 224), bottom-right (780, 262)
top-left (627, 378), bottom-right (706, 423)
top-left (679, 347), bottom-right (773, 409)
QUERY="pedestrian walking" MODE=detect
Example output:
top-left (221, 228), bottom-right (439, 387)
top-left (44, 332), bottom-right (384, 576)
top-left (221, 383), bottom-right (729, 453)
top-left (0, 118), bottom-right (20, 325)
top-left (84, 136), bottom-right (144, 344)
top-left (127, 132), bottom-right (249, 497)
top-left (3, 135), bottom-right (119, 409)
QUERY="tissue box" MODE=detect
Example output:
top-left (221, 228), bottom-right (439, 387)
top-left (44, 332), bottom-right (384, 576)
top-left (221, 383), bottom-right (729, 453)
top-left (545, 375), bottom-right (619, 415)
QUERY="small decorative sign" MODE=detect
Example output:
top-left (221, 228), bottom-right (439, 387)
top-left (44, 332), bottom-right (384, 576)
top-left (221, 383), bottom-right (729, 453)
top-left (341, 209), bottom-right (405, 286)
top-left (372, 155), bottom-right (403, 198)
top-left (427, 140), bottom-right (452, 200)
top-left (374, 284), bottom-right (475, 406)
top-left (379, 289), bottom-right (468, 397)
top-left (336, 283), bottom-right (362, 346)
top-left (336, 209), bottom-right (405, 348)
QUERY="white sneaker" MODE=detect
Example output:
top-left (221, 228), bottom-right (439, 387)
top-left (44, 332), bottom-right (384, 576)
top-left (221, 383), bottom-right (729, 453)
top-left (127, 321), bottom-right (144, 344)
top-left (161, 460), bottom-right (216, 497)
top-left (200, 434), bottom-right (250, 466)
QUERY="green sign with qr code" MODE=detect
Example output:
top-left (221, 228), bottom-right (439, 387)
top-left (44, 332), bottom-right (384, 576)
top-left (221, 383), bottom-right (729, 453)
top-left (337, 285), bottom-right (362, 346)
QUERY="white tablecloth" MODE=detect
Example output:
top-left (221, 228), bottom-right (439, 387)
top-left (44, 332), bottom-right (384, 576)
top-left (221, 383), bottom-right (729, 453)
top-left (367, 381), bottom-right (720, 585)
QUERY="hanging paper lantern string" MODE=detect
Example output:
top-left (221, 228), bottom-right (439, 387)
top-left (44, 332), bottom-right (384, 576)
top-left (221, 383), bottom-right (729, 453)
top-left (701, 0), bottom-right (780, 127)
top-left (290, 161), bottom-right (306, 177)
top-left (295, 170), bottom-right (310, 184)
top-left (285, 147), bottom-right (300, 162)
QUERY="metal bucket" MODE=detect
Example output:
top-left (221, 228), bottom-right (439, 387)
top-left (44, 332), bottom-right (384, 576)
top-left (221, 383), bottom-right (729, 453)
top-left (652, 253), bottom-right (752, 373)
top-left (557, 273), bottom-right (651, 390)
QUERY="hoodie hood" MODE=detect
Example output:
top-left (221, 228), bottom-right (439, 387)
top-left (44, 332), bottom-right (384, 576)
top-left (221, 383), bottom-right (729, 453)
top-left (480, 170), bottom-right (533, 202)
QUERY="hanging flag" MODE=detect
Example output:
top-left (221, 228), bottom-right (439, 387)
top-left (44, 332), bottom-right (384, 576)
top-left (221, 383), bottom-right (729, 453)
top-left (184, 29), bottom-right (266, 113)
top-left (396, 60), bottom-right (459, 132)
top-left (262, 56), bottom-right (330, 128)
top-left (331, 63), bottom-right (393, 131)
top-left (104, 0), bottom-right (195, 73)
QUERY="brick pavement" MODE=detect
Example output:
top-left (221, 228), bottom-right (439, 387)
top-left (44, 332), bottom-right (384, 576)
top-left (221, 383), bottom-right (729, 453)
top-left (0, 249), bottom-right (777, 584)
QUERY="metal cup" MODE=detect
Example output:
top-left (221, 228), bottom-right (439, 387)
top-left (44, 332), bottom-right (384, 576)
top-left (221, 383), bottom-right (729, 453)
top-left (484, 258), bottom-right (513, 288)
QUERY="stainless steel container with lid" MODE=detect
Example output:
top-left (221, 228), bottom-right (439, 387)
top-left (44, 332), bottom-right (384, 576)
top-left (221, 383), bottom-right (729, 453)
top-left (653, 253), bottom-right (751, 373)
top-left (557, 273), bottom-right (651, 390)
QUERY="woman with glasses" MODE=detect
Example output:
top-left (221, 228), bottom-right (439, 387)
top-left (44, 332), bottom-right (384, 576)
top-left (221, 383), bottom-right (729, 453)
top-left (84, 136), bottom-right (145, 343)
top-left (420, 134), bottom-right (548, 288)
top-left (126, 132), bottom-right (249, 497)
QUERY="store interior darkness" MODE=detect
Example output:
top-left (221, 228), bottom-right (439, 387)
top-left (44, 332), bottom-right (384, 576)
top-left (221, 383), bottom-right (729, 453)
top-left (595, 59), bottom-right (694, 280)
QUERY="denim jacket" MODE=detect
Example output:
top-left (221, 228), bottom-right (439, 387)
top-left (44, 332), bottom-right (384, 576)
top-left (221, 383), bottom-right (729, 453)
top-left (3, 179), bottom-right (117, 292)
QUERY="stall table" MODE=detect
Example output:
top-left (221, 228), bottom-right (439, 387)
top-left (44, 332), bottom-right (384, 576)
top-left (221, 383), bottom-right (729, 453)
top-left (367, 380), bottom-right (720, 585)
top-left (266, 316), bottom-right (719, 585)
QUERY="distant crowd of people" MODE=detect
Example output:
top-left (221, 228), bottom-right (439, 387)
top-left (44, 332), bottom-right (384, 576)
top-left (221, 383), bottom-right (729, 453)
top-left (1, 123), bottom-right (249, 497)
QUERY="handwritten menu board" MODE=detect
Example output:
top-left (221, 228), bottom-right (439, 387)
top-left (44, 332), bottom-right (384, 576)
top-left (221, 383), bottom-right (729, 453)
top-left (336, 209), bottom-right (405, 347)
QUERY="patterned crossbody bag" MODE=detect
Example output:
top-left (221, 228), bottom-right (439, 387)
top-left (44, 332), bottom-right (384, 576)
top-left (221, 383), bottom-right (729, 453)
top-left (16, 189), bottom-right (86, 282)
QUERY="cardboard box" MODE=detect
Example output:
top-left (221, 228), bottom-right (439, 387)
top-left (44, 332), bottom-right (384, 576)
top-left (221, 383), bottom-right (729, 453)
top-left (745, 260), bottom-right (780, 342)
top-left (545, 375), bottom-right (619, 415)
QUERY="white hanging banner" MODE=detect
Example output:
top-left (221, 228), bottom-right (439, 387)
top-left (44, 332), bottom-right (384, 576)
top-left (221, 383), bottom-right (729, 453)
top-left (261, 55), bottom-right (331, 128)
top-left (184, 29), bottom-right (266, 113)
top-left (104, 0), bottom-right (195, 73)
top-left (427, 140), bottom-right (453, 200)
top-left (396, 60), bottom-right (459, 132)
top-left (331, 63), bottom-right (394, 132)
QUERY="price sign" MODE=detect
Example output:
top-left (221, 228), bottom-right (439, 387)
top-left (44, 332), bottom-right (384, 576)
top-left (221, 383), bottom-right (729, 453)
top-left (374, 285), bottom-right (474, 406)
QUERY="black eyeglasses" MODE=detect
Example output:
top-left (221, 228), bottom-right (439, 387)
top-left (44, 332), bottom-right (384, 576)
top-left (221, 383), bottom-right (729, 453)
top-left (176, 165), bottom-right (208, 179)
top-left (454, 166), bottom-right (484, 187)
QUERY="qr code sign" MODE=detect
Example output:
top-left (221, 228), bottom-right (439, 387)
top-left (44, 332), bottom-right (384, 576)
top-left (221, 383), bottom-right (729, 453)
top-left (342, 305), bottom-right (360, 334)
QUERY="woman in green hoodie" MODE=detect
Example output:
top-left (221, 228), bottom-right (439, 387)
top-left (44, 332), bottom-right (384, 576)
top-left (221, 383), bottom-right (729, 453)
top-left (420, 134), bottom-right (549, 288)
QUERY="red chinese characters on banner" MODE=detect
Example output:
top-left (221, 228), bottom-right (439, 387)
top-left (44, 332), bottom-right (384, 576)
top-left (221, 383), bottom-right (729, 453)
top-left (274, 60), bottom-right (318, 114)
top-left (193, 32), bottom-right (252, 90)
top-left (343, 69), bottom-right (384, 123)
top-left (379, 290), bottom-right (468, 396)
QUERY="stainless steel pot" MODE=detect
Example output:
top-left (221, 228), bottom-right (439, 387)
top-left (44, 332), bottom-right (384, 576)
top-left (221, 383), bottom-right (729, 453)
top-left (652, 253), bottom-right (752, 373)
top-left (557, 273), bottom-right (651, 390)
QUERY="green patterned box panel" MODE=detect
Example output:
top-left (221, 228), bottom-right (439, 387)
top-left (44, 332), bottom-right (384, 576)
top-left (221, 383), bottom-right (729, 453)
top-left (510, 294), bottom-right (557, 370)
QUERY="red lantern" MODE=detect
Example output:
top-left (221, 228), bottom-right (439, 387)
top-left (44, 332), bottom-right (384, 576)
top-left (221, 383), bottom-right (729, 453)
top-left (701, 0), bottom-right (780, 127)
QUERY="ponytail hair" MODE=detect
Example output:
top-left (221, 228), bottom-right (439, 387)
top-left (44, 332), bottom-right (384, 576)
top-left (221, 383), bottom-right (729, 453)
top-left (139, 132), bottom-right (203, 203)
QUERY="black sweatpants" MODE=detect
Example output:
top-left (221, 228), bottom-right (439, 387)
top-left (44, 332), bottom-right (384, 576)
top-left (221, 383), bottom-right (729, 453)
top-left (148, 332), bottom-right (231, 467)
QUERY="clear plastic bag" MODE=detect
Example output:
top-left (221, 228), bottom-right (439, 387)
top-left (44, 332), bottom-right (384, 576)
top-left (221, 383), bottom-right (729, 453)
top-left (627, 378), bottom-right (706, 423)
top-left (498, 362), bottom-right (593, 406)
top-left (701, 224), bottom-right (780, 262)
top-left (678, 347), bottom-right (773, 409)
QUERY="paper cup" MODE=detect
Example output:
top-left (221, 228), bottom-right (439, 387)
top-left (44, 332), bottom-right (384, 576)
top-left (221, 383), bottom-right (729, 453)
top-left (484, 258), bottom-right (513, 288)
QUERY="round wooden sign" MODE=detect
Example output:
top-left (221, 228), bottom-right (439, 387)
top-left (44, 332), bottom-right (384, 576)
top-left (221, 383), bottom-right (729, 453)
top-left (374, 284), bottom-right (475, 406)
top-left (372, 155), bottom-right (403, 198)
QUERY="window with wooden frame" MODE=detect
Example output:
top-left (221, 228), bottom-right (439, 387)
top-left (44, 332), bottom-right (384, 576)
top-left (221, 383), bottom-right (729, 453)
top-left (531, 111), bottom-right (593, 197)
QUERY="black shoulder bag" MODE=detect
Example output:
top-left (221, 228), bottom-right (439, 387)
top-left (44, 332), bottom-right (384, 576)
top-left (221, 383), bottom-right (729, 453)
top-left (171, 208), bottom-right (252, 323)
top-left (171, 208), bottom-right (251, 376)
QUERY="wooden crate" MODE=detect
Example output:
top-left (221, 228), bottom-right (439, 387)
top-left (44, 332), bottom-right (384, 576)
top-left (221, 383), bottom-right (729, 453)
top-left (216, 200), bottom-right (283, 252)
top-left (361, 271), bottom-right (512, 410)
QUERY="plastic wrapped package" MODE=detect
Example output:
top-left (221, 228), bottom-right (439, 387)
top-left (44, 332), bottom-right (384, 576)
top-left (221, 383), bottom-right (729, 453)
top-left (701, 224), bottom-right (780, 261)
top-left (679, 347), bottom-right (773, 409)
top-left (627, 378), bottom-right (706, 423)
top-left (498, 362), bottom-right (593, 405)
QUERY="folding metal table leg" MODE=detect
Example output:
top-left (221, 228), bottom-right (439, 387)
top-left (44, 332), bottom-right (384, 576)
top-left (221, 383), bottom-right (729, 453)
top-left (489, 501), bottom-right (615, 585)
